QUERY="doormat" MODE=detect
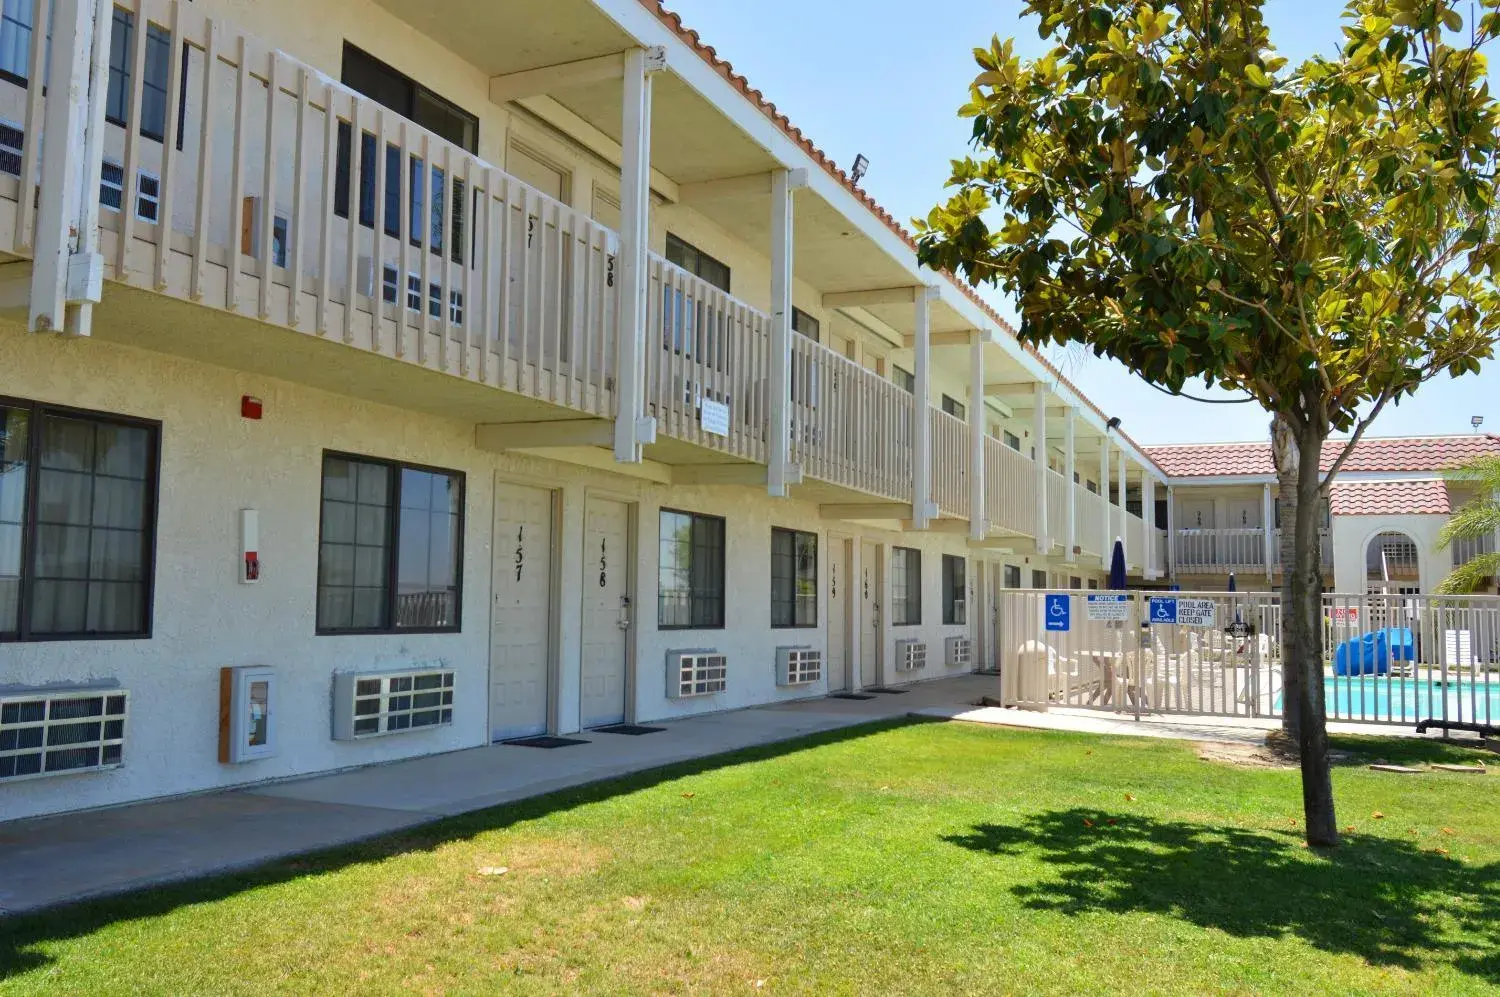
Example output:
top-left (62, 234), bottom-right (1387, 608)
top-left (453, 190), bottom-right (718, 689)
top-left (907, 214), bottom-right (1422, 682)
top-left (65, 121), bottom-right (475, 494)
top-left (592, 723), bottom-right (666, 736)
top-left (829, 693), bottom-right (876, 701)
top-left (864, 687), bottom-right (909, 694)
top-left (503, 735), bottom-right (591, 748)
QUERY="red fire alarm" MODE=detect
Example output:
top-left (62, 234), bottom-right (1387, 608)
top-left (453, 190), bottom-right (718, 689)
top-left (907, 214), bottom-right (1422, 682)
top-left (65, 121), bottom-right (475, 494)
top-left (241, 395), bottom-right (263, 420)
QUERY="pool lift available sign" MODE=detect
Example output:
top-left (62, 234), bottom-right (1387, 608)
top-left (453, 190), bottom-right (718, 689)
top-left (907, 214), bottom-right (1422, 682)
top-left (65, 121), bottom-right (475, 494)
top-left (1149, 597), bottom-right (1217, 628)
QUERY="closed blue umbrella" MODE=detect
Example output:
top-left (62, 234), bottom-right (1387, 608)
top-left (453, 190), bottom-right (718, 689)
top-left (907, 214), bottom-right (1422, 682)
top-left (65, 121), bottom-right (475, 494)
top-left (1108, 538), bottom-right (1127, 590)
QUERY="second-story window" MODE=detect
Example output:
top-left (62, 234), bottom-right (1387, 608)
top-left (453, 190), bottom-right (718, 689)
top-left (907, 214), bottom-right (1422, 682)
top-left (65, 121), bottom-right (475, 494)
top-left (893, 366), bottom-right (915, 394)
top-left (1004, 430), bottom-right (1021, 451)
top-left (665, 234), bottom-right (731, 292)
top-left (1086, 478), bottom-right (1099, 494)
top-left (791, 307), bottom-right (819, 342)
top-left (335, 44), bottom-right (479, 263)
top-left (105, 10), bottom-right (172, 142)
top-left (941, 395), bottom-right (966, 420)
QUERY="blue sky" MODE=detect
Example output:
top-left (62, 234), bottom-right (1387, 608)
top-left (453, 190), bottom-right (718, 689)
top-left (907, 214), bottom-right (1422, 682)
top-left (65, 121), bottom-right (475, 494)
top-left (664, 0), bottom-right (1498, 445)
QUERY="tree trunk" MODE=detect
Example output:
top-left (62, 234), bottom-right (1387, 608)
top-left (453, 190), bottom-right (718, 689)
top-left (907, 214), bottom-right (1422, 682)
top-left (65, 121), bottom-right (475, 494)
top-left (1270, 415), bottom-right (1301, 740)
top-left (1291, 422), bottom-right (1338, 847)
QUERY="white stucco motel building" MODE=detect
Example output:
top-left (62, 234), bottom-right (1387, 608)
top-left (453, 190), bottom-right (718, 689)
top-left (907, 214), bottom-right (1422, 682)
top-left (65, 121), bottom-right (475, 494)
top-left (0, 0), bottom-right (1490, 822)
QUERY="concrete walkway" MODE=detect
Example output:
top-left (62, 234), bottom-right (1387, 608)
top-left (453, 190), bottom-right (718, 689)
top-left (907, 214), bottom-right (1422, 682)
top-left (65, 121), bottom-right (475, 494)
top-left (914, 704), bottom-right (1421, 744)
top-left (0, 676), bottom-right (997, 916)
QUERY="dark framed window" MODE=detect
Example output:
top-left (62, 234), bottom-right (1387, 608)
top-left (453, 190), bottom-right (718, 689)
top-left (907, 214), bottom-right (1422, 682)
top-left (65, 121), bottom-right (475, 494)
top-left (1069, 576), bottom-right (1082, 590)
top-left (942, 554), bottom-right (966, 625)
top-left (891, 546), bottom-right (921, 626)
top-left (106, 9), bottom-right (172, 142)
top-left (1003, 430), bottom-right (1021, 451)
top-left (1087, 578), bottom-right (1099, 590)
top-left (1086, 479), bottom-right (1099, 494)
top-left (791, 307), bottom-right (819, 343)
top-left (0, 0), bottom-right (34, 86)
top-left (658, 509), bottom-right (725, 629)
top-left (0, 398), bottom-right (160, 642)
top-left (893, 365), bottom-right (915, 394)
top-left (771, 527), bottom-right (816, 628)
top-left (664, 233), bottom-right (730, 292)
top-left (316, 453), bottom-right (463, 635)
top-left (1003, 564), bottom-right (1021, 588)
top-left (335, 44), bottom-right (479, 263)
top-left (1031, 569), bottom-right (1048, 589)
top-left (941, 395), bottom-right (966, 421)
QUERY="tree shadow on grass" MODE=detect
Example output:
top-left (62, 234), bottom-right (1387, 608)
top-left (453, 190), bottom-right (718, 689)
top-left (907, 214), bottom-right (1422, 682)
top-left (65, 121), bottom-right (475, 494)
top-left (944, 809), bottom-right (1500, 985)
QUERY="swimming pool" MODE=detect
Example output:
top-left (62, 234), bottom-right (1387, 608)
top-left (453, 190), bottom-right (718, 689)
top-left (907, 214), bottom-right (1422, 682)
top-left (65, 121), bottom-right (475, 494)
top-left (1278, 673), bottom-right (1500, 724)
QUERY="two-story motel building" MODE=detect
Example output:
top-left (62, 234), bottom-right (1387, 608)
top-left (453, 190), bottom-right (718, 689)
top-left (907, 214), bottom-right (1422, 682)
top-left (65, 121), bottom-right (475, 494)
top-left (2, 0), bottom-right (1492, 823)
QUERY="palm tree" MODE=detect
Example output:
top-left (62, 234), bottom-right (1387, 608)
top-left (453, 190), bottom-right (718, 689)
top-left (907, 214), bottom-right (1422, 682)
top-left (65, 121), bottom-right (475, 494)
top-left (1436, 455), bottom-right (1500, 594)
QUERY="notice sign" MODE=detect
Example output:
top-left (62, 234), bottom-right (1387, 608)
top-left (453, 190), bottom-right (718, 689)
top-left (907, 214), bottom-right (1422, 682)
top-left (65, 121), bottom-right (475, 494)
top-left (1086, 594), bottom-right (1130, 622)
top-left (699, 398), bottom-right (730, 437)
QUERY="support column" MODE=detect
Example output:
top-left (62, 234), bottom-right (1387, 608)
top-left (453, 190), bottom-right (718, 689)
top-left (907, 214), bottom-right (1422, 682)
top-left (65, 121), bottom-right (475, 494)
top-left (1064, 407), bottom-right (1077, 561)
top-left (911, 287), bottom-right (936, 528)
top-left (1143, 472), bottom-right (1156, 578)
top-left (1166, 486), bottom-right (1178, 581)
top-left (1262, 482), bottom-right (1276, 580)
top-left (1099, 433), bottom-right (1112, 567)
top-left (968, 332), bottom-right (985, 540)
top-left (613, 46), bottom-right (665, 463)
top-left (30, 0), bottom-right (109, 335)
top-left (1117, 448), bottom-right (1129, 568)
top-left (768, 168), bottom-right (810, 496)
top-left (1033, 383), bottom-right (1049, 553)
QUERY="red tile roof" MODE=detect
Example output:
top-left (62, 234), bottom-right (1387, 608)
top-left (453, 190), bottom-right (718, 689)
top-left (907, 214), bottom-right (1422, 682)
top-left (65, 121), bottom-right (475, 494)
top-left (1146, 435), bottom-right (1500, 478)
top-left (641, 2), bottom-right (1163, 469)
top-left (1329, 480), bottom-right (1453, 516)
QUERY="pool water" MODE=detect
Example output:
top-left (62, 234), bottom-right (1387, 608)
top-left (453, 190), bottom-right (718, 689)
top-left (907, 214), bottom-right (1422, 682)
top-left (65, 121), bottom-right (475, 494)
top-left (1278, 674), bottom-right (1500, 724)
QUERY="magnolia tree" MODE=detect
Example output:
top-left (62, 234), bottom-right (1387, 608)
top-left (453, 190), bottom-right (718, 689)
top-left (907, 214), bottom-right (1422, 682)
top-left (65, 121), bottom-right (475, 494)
top-left (917, 0), bottom-right (1500, 846)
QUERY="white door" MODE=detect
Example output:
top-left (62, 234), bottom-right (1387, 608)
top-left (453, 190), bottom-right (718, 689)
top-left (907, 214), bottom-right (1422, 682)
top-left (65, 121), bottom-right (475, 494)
top-left (581, 496), bottom-right (631, 727)
top-left (489, 481), bottom-right (554, 740)
top-left (859, 540), bottom-right (881, 687)
top-left (1226, 498), bottom-right (1261, 529)
top-left (826, 537), bottom-right (851, 692)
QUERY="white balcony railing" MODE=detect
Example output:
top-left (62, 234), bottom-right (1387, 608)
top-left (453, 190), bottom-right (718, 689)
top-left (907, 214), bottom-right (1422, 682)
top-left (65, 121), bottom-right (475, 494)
top-left (789, 335), bottom-right (913, 501)
top-left (984, 436), bottom-right (1037, 538)
top-left (1453, 533), bottom-right (1497, 568)
top-left (930, 407), bottom-right (970, 519)
top-left (1176, 527), bottom-right (1332, 572)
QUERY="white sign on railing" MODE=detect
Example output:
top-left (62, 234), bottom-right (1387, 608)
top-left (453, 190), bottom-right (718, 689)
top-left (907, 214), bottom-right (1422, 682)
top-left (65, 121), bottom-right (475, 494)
top-left (1086, 594), bottom-right (1130, 621)
top-left (699, 398), bottom-right (730, 437)
top-left (1149, 597), bottom-right (1217, 627)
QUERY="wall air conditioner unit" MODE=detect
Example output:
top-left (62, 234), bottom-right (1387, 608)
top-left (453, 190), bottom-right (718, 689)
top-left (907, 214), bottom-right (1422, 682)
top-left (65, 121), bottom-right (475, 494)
top-left (775, 646), bottom-right (823, 687)
top-left (667, 649), bottom-right (727, 699)
top-left (895, 639), bottom-right (927, 672)
top-left (331, 666), bottom-right (454, 741)
top-left (0, 685), bottom-right (128, 782)
top-left (945, 636), bottom-right (973, 668)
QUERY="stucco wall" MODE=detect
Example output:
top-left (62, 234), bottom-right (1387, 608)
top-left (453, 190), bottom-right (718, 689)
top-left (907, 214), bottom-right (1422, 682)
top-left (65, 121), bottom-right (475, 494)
top-left (1330, 513), bottom-right (1452, 594)
top-left (1, 322), bottom-right (1019, 820)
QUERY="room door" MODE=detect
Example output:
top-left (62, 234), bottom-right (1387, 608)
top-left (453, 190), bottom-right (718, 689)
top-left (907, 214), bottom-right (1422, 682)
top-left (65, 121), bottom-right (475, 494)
top-left (826, 537), bottom-right (851, 692)
top-left (859, 540), bottom-right (881, 687)
top-left (489, 480), bottom-right (555, 740)
top-left (581, 495), bottom-right (632, 727)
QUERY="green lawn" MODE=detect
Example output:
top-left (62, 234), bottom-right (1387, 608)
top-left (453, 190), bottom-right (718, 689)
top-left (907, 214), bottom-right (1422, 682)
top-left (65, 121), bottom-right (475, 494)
top-left (3, 721), bottom-right (1498, 995)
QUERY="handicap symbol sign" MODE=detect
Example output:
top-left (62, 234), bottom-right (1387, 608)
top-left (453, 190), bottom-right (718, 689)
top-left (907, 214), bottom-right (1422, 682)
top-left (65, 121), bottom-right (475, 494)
top-left (1150, 597), bottom-right (1178, 625)
top-left (1044, 593), bottom-right (1071, 632)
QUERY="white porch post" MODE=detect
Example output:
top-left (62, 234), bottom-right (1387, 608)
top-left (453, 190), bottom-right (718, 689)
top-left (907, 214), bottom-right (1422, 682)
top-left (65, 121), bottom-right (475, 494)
top-left (968, 332), bottom-right (985, 539)
top-left (1143, 472), bottom-right (1156, 578)
top-left (1033, 383), bottom-right (1049, 553)
top-left (1064, 407), bottom-right (1077, 561)
top-left (1262, 482), bottom-right (1276, 580)
top-left (1099, 434), bottom-right (1112, 567)
top-left (1166, 486), bottom-right (1178, 581)
top-left (912, 287), bottom-right (936, 528)
top-left (768, 167), bottom-right (807, 496)
top-left (612, 46), bottom-right (665, 463)
top-left (1117, 449), bottom-right (1129, 567)
top-left (30, 0), bottom-right (109, 336)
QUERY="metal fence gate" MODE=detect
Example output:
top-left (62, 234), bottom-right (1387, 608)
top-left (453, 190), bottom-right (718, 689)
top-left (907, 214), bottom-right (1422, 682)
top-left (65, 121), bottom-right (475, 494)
top-left (997, 590), bottom-right (1500, 729)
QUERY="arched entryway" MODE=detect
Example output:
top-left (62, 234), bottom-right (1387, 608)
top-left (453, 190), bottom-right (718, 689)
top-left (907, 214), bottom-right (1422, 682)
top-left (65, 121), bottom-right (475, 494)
top-left (1366, 530), bottom-right (1421, 595)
